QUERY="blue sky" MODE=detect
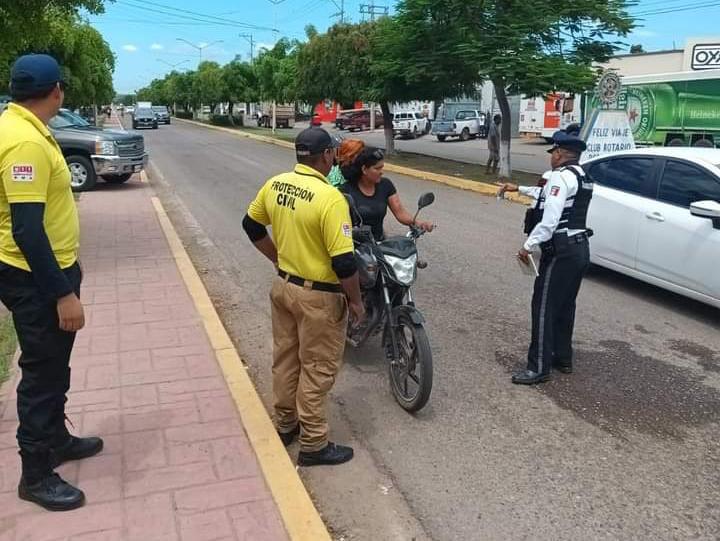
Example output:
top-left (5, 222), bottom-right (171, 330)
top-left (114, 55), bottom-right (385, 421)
top-left (87, 0), bottom-right (720, 94)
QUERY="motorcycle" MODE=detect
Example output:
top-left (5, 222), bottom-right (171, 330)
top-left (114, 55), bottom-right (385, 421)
top-left (345, 192), bottom-right (435, 412)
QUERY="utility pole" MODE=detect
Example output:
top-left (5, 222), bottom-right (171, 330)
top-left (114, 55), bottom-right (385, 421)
top-left (330, 0), bottom-right (346, 23)
top-left (239, 34), bottom-right (255, 63)
top-left (360, 3), bottom-right (388, 21)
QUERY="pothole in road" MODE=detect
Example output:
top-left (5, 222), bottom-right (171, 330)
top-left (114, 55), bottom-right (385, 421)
top-left (495, 340), bottom-right (720, 440)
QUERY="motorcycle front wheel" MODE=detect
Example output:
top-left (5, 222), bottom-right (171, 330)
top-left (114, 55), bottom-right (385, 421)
top-left (386, 313), bottom-right (433, 412)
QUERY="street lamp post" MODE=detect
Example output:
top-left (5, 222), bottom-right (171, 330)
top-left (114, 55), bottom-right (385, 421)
top-left (176, 39), bottom-right (224, 119)
top-left (156, 60), bottom-right (189, 116)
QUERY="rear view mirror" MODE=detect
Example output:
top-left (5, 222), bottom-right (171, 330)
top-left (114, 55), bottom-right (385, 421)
top-left (690, 200), bottom-right (720, 229)
top-left (417, 192), bottom-right (435, 209)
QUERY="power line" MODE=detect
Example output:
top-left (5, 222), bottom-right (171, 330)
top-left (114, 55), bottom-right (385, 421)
top-left (360, 3), bottom-right (388, 21)
top-left (632, 0), bottom-right (720, 14)
top-left (115, 0), bottom-right (277, 32)
top-left (634, 0), bottom-right (720, 15)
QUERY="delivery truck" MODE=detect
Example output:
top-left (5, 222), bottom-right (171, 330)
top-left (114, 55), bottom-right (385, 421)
top-left (586, 69), bottom-right (720, 148)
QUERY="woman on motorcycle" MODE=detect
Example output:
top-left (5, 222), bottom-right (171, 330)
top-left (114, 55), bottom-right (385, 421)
top-left (340, 146), bottom-right (434, 240)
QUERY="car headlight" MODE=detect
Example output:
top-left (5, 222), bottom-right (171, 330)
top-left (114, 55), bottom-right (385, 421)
top-left (95, 140), bottom-right (115, 155)
top-left (384, 254), bottom-right (417, 285)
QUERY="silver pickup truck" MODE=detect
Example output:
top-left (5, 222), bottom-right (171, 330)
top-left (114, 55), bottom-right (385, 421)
top-left (49, 109), bottom-right (148, 191)
top-left (431, 109), bottom-right (488, 142)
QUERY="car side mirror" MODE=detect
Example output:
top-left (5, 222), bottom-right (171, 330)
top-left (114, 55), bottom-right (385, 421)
top-left (417, 192), bottom-right (435, 209)
top-left (690, 200), bottom-right (720, 229)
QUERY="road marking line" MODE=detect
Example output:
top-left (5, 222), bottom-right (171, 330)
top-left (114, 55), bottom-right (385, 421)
top-left (151, 196), bottom-right (331, 541)
top-left (173, 117), bottom-right (531, 204)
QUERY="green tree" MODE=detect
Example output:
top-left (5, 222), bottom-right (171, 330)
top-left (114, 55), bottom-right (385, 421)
top-left (194, 61), bottom-right (226, 114)
top-left (0, 1), bottom-right (108, 86)
top-left (222, 61), bottom-right (256, 124)
top-left (393, 0), bottom-right (635, 177)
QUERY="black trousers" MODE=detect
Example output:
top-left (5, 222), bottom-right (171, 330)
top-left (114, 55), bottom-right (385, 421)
top-left (0, 261), bottom-right (81, 478)
top-left (526, 240), bottom-right (589, 375)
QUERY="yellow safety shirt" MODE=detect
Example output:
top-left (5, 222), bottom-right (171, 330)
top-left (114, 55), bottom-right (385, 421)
top-left (248, 163), bottom-right (353, 284)
top-left (0, 103), bottom-right (79, 271)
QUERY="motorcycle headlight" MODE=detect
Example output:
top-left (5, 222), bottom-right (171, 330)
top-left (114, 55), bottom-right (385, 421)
top-left (95, 140), bottom-right (115, 155)
top-left (385, 254), bottom-right (417, 285)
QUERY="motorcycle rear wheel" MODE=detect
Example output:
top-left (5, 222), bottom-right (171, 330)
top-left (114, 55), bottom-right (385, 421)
top-left (386, 314), bottom-right (433, 412)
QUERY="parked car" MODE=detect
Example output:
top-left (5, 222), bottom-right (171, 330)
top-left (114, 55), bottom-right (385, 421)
top-left (335, 111), bottom-right (358, 130)
top-left (432, 110), bottom-right (487, 141)
top-left (345, 110), bottom-right (385, 132)
top-left (126, 105), bottom-right (135, 115)
top-left (132, 107), bottom-right (158, 129)
top-left (151, 105), bottom-right (171, 124)
top-left (583, 147), bottom-right (720, 308)
top-left (393, 111), bottom-right (431, 139)
top-left (49, 108), bottom-right (148, 192)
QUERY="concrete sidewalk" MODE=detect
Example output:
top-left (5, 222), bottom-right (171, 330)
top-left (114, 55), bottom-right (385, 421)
top-left (0, 174), bottom-right (319, 540)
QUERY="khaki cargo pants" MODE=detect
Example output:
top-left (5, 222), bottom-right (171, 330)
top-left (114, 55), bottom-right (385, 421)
top-left (270, 276), bottom-right (348, 452)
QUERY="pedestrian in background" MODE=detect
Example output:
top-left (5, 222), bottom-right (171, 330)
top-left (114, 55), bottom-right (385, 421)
top-left (242, 127), bottom-right (365, 466)
top-left (486, 114), bottom-right (502, 175)
top-left (0, 54), bottom-right (103, 511)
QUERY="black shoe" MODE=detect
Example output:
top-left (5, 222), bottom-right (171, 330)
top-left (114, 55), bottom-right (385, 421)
top-left (18, 473), bottom-right (85, 511)
top-left (51, 436), bottom-right (104, 467)
top-left (511, 370), bottom-right (551, 385)
top-left (277, 425), bottom-right (300, 447)
top-left (553, 363), bottom-right (573, 374)
top-left (298, 442), bottom-right (354, 467)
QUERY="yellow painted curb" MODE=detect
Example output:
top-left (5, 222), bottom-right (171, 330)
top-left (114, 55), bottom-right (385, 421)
top-left (173, 118), bottom-right (531, 205)
top-left (151, 196), bottom-right (331, 541)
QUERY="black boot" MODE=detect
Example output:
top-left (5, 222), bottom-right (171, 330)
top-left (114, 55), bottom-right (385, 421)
top-left (277, 425), bottom-right (300, 447)
top-left (298, 442), bottom-right (354, 466)
top-left (18, 473), bottom-right (85, 512)
top-left (51, 436), bottom-right (104, 467)
top-left (19, 450), bottom-right (85, 511)
top-left (511, 370), bottom-right (551, 385)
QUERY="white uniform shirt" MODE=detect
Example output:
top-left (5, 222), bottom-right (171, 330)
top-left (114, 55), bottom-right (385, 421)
top-left (522, 167), bottom-right (585, 252)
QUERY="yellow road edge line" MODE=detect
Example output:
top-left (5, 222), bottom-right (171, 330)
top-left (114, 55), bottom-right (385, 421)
top-left (151, 196), bottom-right (332, 541)
top-left (139, 170), bottom-right (148, 184)
top-left (173, 118), bottom-right (531, 205)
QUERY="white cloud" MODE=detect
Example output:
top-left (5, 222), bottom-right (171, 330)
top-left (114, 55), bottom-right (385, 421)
top-left (150, 43), bottom-right (164, 50)
top-left (122, 44), bottom-right (138, 52)
top-left (633, 30), bottom-right (657, 37)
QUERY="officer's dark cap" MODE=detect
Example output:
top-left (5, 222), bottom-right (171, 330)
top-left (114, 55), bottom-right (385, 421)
top-left (295, 127), bottom-right (339, 157)
top-left (547, 130), bottom-right (587, 153)
top-left (10, 54), bottom-right (65, 95)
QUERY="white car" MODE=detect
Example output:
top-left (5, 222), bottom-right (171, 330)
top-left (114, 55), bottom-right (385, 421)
top-left (392, 111), bottom-right (430, 139)
top-left (583, 147), bottom-right (720, 308)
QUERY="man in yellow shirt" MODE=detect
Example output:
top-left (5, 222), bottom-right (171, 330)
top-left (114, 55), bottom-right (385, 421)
top-left (243, 127), bottom-right (364, 466)
top-left (0, 54), bottom-right (102, 511)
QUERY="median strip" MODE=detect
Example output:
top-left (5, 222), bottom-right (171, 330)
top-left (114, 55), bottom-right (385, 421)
top-left (173, 117), bottom-right (532, 204)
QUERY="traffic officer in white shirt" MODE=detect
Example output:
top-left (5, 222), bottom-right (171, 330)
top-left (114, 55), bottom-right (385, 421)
top-left (498, 130), bottom-right (593, 384)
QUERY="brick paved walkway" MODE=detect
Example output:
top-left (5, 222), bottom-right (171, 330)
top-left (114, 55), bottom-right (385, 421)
top-left (0, 174), bottom-right (289, 540)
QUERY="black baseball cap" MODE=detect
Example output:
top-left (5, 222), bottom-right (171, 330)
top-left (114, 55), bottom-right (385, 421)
top-left (295, 127), bottom-right (339, 157)
top-left (547, 130), bottom-right (587, 153)
top-left (10, 54), bottom-right (65, 95)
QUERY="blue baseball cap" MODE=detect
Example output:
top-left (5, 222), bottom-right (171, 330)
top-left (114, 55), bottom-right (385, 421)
top-left (10, 54), bottom-right (65, 94)
top-left (547, 130), bottom-right (587, 153)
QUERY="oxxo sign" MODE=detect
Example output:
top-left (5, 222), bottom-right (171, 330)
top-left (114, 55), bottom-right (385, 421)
top-left (691, 44), bottom-right (720, 70)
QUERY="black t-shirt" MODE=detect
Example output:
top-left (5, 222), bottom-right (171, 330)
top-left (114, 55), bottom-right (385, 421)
top-left (340, 178), bottom-right (397, 240)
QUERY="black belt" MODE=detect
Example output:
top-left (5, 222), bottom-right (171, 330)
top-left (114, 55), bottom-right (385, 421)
top-left (278, 270), bottom-right (343, 293)
top-left (567, 232), bottom-right (590, 244)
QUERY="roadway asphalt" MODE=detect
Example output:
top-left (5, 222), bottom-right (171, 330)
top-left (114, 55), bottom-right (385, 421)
top-left (259, 120), bottom-right (550, 174)
top-left (133, 119), bottom-right (720, 541)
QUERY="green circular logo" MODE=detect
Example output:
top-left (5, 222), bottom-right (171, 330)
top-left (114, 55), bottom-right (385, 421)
top-left (620, 86), bottom-right (654, 141)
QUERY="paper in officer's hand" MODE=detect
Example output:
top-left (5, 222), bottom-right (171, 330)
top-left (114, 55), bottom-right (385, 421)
top-left (517, 253), bottom-right (539, 277)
